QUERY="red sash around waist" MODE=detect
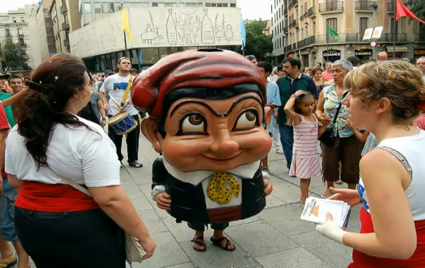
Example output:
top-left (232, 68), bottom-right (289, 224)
top-left (16, 181), bottom-right (99, 212)
top-left (348, 207), bottom-right (425, 268)
top-left (207, 205), bottom-right (242, 224)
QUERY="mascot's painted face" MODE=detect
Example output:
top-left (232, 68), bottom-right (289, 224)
top-left (158, 91), bottom-right (272, 172)
top-left (132, 49), bottom-right (272, 172)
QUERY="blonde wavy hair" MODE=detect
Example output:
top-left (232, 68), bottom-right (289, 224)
top-left (344, 60), bottom-right (425, 122)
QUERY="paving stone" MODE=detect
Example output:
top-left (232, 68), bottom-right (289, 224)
top-left (256, 247), bottom-right (332, 268)
top-left (268, 179), bottom-right (304, 204)
top-left (166, 263), bottom-right (195, 268)
top-left (259, 205), bottom-right (316, 236)
top-left (229, 215), bottom-right (261, 226)
top-left (137, 209), bottom-right (168, 234)
top-left (225, 221), bottom-right (299, 258)
top-left (138, 232), bottom-right (190, 268)
top-left (264, 193), bottom-right (286, 208)
top-left (290, 231), bottom-right (353, 268)
top-left (162, 216), bottom-right (198, 243)
top-left (180, 240), bottom-right (260, 268)
top-left (131, 196), bottom-right (154, 212)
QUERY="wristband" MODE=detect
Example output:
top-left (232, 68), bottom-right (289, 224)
top-left (316, 220), bottom-right (347, 244)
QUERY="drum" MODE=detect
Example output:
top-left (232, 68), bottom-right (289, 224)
top-left (108, 111), bottom-right (138, 135)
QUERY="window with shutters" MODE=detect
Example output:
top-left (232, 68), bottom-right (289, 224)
top-left (326, 18), bottom-right (337, 31)
top-left (359, 17), bottom-right (368, 36)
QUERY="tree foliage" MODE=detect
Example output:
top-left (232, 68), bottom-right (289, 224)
top-left (0, 38), bottom-right (31, 71)
top-left (243, 19), bottom-right (273, 61)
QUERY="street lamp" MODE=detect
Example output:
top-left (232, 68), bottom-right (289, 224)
top-left (370, 3), bottom-right (378, 59)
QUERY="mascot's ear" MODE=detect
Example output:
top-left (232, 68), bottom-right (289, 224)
top-left (141, 118), bottom-right (162, 153)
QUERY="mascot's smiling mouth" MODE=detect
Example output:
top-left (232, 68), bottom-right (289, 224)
top-left (201, 151), bottom-right (244, 162)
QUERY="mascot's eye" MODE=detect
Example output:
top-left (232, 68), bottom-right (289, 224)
top-left (178, 113), bottom-right (207, 135)
top-left (233, 109), bottom-right (258, 131)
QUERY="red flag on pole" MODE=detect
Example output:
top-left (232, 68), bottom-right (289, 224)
top-left (396, 0), bottom-right (425, 23)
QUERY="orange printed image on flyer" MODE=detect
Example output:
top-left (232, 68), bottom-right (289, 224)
top-left (311, 206), bottom-right (320, 217)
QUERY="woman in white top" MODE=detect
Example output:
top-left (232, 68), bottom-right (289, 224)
top-left (315, 60), bottom-right (425, 267)
top-left (5, 54), bottom-right (156, 267)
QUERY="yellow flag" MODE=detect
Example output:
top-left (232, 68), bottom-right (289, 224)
top-left (121, 7), bottom-right (134, 42)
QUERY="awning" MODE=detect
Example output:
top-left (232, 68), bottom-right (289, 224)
top-left (388, 46), bottom-right (408, 53)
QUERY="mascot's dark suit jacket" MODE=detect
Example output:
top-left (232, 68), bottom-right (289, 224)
top-left (152, 156), bottom-right (266, 224)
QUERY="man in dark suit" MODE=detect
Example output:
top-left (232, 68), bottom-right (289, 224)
top-left (131, 49), bottom-right (273, 252)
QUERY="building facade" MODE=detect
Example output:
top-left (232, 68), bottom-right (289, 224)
top-left (50, 0), bottom-right (81, 54)
top-left (70, 1), bottom-right (240, 72)
top-left (33, 0), bottom-right (57, 66)
top-left (0, 5), bottom-right (38, 70)
top-left (272, 0), bottom-right (425, 66)
top-left (271, 0), bottom-right (286, 59)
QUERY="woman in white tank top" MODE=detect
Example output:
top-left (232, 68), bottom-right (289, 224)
top-left (315, 60), bottom-right (425, 267)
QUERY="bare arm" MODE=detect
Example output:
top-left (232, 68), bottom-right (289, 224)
top-left (89, 185), bottom-right (151, 241)
top-left (0, 129), bottom-right (7, 193)
top-left (2, 88), bottom-right (27, 108)
top-left (342, 150), bottom-right (417, 259)
top-left (315, 91), bottom-right (325, 118)
top-left (353, 129), bottom-right (369, 142)
top-left (7, 174), bottom-right (23, 193)
top-left (99, 91), bottom-right (107, 106)
top-left (97, 100), bottom-right (106, 118)
top-left (284, 95), bottom-right (302, 126)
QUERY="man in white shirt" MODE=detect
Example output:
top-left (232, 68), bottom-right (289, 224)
top-left (99, 57), bottom-right (142, 168)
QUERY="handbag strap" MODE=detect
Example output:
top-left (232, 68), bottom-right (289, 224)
top-left (119, 75), bottom-right (134, 110)
top-left (331, 90), bottom-right (348, 124)
top-left (46, 166), bottom-right (92, 197)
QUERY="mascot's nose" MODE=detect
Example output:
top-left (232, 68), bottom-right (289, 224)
top-left (209, 129), bottom-right (240, 157)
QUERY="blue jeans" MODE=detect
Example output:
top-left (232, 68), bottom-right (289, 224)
top-left (187, 222), bottom-right (229, 232)
top-left (279, 125), bottom-right (294, 169)
top-left (0, 178), bottom-right (18, 242)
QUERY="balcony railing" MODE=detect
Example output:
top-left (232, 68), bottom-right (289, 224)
top-left (319, 1), bottom-right (344, 13)
top-left (308, 6), bottom-right (316, 17)
top-left (64, 38), bottom-right (70, 46)
top-left (289, 0), bottom-right (298, 8)
top-left (355, 1), bottom-right (376, 11)
top-left (283, 26), bottom-right (288, 33)
top-left (300, 11), bottom-right (308, 20)
top-left (60, 5), bottom-right (67, 14)
top-left (61, 22), bottom-right (69, 30)
top-left (381, 33), bottom-right (407, 42)
top-left (289, 19), bottom-right (298, 28)
top-left (387, 2), bottom-right (394, 13)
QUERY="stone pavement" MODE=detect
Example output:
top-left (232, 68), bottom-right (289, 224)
top-left (121, 136), bottom-right (361, 268)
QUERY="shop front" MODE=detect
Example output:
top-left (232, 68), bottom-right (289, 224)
top-left (323, 49), bottom-right (341, 63)
top-left (355, 49), bottom-right (373, 64)
top-left (414, 49), bottom-right (425, 61)
top-left (387, 46), bottom-right (408, 59)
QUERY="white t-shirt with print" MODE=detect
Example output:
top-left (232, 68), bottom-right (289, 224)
top-left (5, 116), bottom-right (121, 188)
top-left (100, 74), bottom-right (138, 116)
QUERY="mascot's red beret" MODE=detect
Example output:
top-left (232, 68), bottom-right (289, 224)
top-left (131, 49), bottom-right (266, 121)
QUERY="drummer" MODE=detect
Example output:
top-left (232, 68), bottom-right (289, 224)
top-left (99, 57), bottom-right (142, 168)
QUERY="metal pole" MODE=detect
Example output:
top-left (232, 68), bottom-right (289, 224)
top-left (393, 0), bottom-right (396, 59)
top-left (326, 28), bottom-right (329, 62)
top-left (121, 2), bottom-right (129, 57)
top-left (372, 3), bottom-right (377, 59)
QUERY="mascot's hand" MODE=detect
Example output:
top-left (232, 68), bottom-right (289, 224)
top-left (264, 178), bottom-right (273, 196)
top-left (156, 192), bottom-right (171, 210)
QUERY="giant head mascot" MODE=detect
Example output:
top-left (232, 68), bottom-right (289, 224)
top-left (131, 49), bottom-right (272, 224)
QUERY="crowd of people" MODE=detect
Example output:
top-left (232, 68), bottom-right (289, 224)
top-left (0, 49), bottom-right (422, 268)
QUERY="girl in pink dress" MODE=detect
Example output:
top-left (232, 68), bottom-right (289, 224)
top-left (284, 90), bottom-right (332, 202)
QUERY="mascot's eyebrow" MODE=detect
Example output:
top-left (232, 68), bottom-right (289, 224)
top-left (170, 95), bottom-right (262, 118)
